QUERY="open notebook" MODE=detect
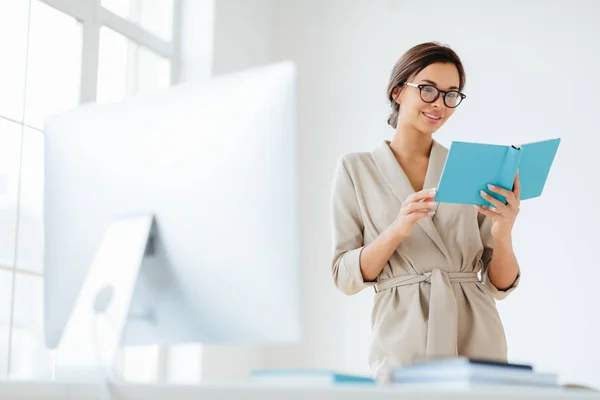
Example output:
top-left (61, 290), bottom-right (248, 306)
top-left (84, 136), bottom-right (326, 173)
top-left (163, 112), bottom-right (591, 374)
top-left (435, 138), bottom-right (561, 205)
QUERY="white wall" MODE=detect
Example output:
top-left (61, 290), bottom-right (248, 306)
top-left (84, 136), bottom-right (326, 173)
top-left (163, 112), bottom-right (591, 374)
top-left (183, 0), bottom-right (600, 388)
top-left (211, 0), bottom-right (275, 75)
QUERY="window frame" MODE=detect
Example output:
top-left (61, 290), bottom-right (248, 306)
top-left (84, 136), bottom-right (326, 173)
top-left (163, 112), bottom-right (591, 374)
top-left (40, 0), bottom-right (181, 103)
top-left (1, 0), bottom-right (181, 380)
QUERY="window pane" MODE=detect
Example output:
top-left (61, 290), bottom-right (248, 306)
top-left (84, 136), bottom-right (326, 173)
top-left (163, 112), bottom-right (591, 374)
top-left (97, 27), bottom-right (129, 104)
top-left (0, 118), bottom-right (22, 268)
top-left (101, 0), bottom-right (174, 41)
top-left (15, 128), bottom-right (44, 273)
top-left (97, 27), bottom-right (171, 104)
top-left (24, 1), bottom-right (82, 129)
top-left (137, 46), bottom-right (171, 95)
top-left (0, 269), bottom-right (13, 378)
top-left (10, 273), bottom-right (53, 379)
top-left (0, 0), bottom-right (29, 122)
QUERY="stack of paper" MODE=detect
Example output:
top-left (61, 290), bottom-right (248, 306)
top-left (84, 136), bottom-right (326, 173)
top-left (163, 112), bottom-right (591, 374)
top-left (391, 357), bottom-right (557, 387)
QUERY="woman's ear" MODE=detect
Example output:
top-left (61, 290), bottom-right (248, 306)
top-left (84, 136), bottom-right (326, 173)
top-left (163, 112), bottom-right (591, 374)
top-left (392, 86), bottom-right (401, 105)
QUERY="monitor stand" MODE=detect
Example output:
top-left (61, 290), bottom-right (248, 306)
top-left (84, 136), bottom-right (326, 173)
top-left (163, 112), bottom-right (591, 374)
top-left (53, 214), bottom-right (155, 385)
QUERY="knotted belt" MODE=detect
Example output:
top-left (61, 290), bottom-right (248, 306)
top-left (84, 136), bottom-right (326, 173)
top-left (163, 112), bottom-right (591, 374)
top-left (373, 269), bottom-right (480, 358)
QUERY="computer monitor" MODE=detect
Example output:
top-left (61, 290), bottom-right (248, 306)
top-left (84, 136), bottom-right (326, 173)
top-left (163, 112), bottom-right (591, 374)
top-left (42, 62), bottom-right (302, 359)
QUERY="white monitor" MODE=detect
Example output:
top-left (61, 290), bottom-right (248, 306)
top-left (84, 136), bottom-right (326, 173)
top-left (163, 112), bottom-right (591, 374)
top-left (42, 62), bottom-right (302, 358)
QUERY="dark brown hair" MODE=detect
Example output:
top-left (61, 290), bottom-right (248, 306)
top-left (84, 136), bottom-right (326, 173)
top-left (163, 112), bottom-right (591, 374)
top-left (386, 42), bottom-right (466, 128)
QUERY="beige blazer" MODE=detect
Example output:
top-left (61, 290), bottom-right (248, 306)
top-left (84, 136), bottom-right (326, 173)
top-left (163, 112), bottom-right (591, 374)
top-left (330, 140), bottom-right (520, 382)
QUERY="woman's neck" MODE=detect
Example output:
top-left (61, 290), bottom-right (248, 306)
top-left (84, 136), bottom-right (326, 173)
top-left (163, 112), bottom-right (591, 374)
top-left (389, 122), bottom-right (433, 160)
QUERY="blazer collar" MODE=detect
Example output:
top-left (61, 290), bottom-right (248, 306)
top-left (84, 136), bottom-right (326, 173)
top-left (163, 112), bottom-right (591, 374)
top-left (371, 139), bottom-right (451, 262)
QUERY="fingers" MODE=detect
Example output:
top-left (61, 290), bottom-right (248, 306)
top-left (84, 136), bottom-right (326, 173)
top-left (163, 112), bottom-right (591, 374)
top-left (402, 200), bottom-right (437, 214)
top-left (407, 209), bottom-right (436, 223)
top-left (475, 205), bottom-right (499, 218)
top-left (400, 189), bottom-right (438, 225)
top-left (406, 188), bottom-right (437, 204)
top-left (479, 190), bottom-right (506, 210)
top-left (486, 184), bottom-right (517, 206)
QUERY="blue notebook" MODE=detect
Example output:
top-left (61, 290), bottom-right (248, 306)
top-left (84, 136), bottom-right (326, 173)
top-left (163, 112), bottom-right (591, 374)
top-left (435, 138), bottom-right (561, 205)
top-left (250, 369), bottom-right (375, 385)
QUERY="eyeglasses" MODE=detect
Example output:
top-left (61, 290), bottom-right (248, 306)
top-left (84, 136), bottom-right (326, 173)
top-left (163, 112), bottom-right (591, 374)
top-left (404, 82), bottom-right (466, 108)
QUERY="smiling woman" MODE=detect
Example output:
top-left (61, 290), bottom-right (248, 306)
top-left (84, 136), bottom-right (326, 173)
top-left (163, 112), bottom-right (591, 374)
top-left (386, 43), bottom-right (466, 130)
top-left (330, 42), bottom-right (521, 383)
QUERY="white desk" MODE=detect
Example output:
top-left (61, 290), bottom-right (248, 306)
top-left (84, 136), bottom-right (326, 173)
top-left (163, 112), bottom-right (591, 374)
top-left (1, 381), bottom-right (599, 400)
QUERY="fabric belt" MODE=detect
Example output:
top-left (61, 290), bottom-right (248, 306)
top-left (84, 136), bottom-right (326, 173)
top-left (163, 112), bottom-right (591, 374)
top-left (373, 269), bottom-right (480, 358)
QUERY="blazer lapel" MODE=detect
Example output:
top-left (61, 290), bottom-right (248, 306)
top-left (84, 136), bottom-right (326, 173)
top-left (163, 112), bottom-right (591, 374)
top-left (370, 140), bottom-right (452, 262)
top-left (419, 141), bottom-right (453, 263)
top-left (371, 141), bottom-right (415, 203)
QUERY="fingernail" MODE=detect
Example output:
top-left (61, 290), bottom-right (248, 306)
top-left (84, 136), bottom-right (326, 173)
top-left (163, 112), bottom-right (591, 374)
top-left (430, 189), bottom-right (437, 195)
top-left (429, 202), bottom-right (437, 206)
top-left (488, 184), bottom-right (496, 190)
top-left (480, 190), bottom-right (488, 197)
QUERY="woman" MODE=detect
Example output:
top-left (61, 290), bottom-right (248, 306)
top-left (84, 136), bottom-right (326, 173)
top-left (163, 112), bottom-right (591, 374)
top-left (330, 42), bottom-right (521, 383)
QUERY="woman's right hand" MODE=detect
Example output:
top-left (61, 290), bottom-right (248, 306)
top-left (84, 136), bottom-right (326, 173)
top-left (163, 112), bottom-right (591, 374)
top-left (393, 188), bottom-right (438, 238)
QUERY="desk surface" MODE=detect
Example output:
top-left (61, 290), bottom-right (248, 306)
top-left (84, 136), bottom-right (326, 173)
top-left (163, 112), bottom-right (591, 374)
top-left (1, 380), bottom-right (599, 400)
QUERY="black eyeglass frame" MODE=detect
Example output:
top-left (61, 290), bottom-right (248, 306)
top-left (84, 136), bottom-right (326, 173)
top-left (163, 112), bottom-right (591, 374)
top-left (403, 82), bottom-right (466, 108)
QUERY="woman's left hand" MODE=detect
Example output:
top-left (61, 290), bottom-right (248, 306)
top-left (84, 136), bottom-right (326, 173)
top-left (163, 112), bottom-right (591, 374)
top-left (476, 171), bottom-right (521, 242)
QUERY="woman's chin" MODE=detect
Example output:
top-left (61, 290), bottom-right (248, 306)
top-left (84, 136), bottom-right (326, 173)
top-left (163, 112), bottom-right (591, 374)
top-left (416, 122), bottom-right (440, 136)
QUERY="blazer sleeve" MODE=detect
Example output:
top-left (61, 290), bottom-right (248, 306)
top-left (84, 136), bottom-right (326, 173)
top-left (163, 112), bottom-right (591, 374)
top-left (478, 213), bottom-right (520, 300)
top-left (330, 156), bottom-right (375, 295)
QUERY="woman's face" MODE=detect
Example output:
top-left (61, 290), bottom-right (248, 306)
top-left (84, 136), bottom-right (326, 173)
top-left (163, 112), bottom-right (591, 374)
top-left (393, 62), bottom-right (462, 136)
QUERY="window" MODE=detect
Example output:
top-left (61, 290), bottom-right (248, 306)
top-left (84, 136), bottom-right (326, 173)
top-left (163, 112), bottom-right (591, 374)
top-left (0, 0), bottom-right (29, 122)
top-left (0, 120), bottom-right (21, 269)
top-left (97, 26), bottom-right (171, 104)
top-left (0, 0), bottom-right (180, 380)
top-left (24, 1), bottom-right (82, 129)
top-left (101, 0), bottom-right (175, 41)
top-left (0, 270), bottom-right (12, 377)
